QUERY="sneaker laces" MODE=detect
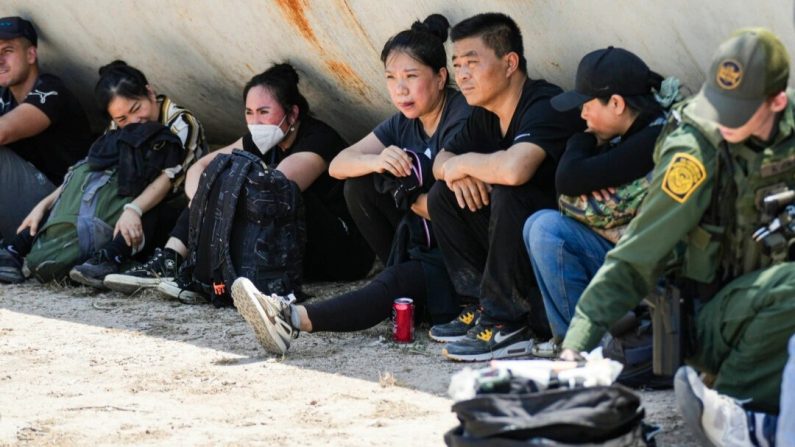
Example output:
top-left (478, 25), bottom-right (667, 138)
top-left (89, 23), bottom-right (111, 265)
top-left (140, 248), bottom-right (165, 270)
top-left (263, 292), bottom-right (299, 338)
top-left (457, 305), bottom-right (480, 325)
top-left (470, 323), bottom-right (494, 342)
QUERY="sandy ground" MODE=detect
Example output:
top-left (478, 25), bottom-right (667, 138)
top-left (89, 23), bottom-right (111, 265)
top-left (0, 279), bottom-right (698, 446)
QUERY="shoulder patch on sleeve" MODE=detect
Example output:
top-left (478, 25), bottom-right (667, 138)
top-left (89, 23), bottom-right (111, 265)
top-left (661, 152), bottom-right (707, 203)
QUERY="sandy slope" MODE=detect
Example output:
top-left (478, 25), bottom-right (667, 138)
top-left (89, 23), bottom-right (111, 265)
top-left (0, 280), bottom-right (695, 446)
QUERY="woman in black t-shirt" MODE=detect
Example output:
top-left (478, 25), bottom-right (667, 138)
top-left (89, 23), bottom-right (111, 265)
top-left (230, 14), bottom-right (473, 356)
top-left (104, 64), bottom-right (374, 298)
top-left (187, 64), bottom-right (374, 282)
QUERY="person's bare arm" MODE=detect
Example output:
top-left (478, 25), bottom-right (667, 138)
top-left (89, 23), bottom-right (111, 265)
top-left (115, 173), bottom-right (172, 247)
top-left (432, 149), bottom-right (455, 180)
top-left (184, 138), bottom-right (241, 200)
top-left (442, 142), bottom-right (547, 186)
top-left (328, 133), bottom-right (411, 179)
top-left (0, 103), bottom-right (51, 145)
top-left (276, 152), bottom-right (327, 192)
top-left (17, 184), bottom-right (63, 236)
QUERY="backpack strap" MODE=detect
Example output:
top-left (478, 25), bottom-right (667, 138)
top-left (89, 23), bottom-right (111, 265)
top-left (76, 168), bottom-right (116, 258)
top-left (208, 150), bottom-right (261, 298)
top-left (185, 152), bottom-right (235, 272)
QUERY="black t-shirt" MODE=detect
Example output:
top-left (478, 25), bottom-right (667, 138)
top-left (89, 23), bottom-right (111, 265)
top-left (242, 115), bottom-right (349, 217)
top-left (445, 78), bottom-right (584, 194)
top-left (373, 88), bottom-right (471, 159)
top-left (0, 74), bottom-right (93, 184)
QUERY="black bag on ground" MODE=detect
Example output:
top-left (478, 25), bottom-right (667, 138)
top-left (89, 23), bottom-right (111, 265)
top-left (183, 149), bottom-right (305, 307)
top-left (444, 384), bottom-right (649, 446)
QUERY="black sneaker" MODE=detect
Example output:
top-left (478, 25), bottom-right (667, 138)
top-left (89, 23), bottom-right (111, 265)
top-left (104, 248), bottom-right (181, 294)
top-left (442, 321), bottom-right (535, 362)
top-left (156, 265), bottom-right (207, 304)
top-left (429, 304), bottom-right (481, 342)
top-left (69, 250), bottom-right (120, 289)
top-left (0, 246), bottom-right (25, 284)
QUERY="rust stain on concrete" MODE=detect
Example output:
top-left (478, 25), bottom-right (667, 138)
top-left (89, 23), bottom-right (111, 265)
top-left (337, 0), bottom-right (378, 55)
top-left (325, 60), bottom-right (371, 101)
top-left (273, 0), bottom-right (320, 50)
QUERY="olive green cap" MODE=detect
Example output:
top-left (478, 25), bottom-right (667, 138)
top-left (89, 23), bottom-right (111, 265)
top-left (693, 28), bottom-right (790, 128)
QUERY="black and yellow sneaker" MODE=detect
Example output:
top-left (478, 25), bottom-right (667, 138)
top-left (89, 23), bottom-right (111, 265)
top-left (428, 304), bottom-right (481, 342)
top-left (442, 321), bottom-right (534, 362)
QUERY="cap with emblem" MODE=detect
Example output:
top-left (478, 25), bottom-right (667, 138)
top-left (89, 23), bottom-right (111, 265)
top-left (693, 28), bottom-right (790, 128)
top-left (551, 46), bottom-right (658, 111)
top-left (0, 16), bottom-right (37, 46)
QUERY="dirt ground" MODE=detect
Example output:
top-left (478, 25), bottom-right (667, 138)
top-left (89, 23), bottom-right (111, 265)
top-left (0, 279), bottom-right (698, 446)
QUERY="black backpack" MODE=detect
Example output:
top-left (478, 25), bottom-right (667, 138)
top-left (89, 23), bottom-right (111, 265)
top-left (444, 384), bottom-right (652, 446)
top-left (183, 149), bottom-right (305, 307)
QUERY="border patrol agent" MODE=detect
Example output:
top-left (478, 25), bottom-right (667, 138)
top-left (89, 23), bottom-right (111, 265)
top-left (560, 28), bottom-right (795, 416)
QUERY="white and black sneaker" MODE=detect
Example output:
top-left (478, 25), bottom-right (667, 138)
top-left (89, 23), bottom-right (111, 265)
top-left (156, 265), bottom-right (207, 304)
top-left (231, 277), bottom-right (298, 355)
top-left (104, 248), bottom-right (182, 294)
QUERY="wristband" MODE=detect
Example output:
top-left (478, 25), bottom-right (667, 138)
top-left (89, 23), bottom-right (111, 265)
top-left (123, 203), bottom-right (143, 217)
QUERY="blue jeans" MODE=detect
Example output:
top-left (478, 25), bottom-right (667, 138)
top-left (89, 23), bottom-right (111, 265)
top-left (522, 210), bottom-right (614, 339)
top-left (779, 334), bottom-right (795, 446)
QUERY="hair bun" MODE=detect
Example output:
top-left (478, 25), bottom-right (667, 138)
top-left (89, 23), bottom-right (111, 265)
top-left (410, 14), bottom-right (449, 42)
top-left (648, 70), bottom-right (664, 90)
top-left (265, 63), bottom-right (300, 86)
top-left (98, 60), bottom-right (129, 77)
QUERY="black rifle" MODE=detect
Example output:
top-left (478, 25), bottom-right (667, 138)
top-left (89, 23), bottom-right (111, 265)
top-left (753, 189), bottom-right (795, 260)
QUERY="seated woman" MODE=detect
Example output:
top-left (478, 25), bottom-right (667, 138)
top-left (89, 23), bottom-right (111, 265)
top-left (521, 47), bottom-right (679, 356)
top-left (109, 62), bottom-right (374, 297)
top-left (0, 61), bottom-right (206, 285)
top-left (230, 14), bottom-right (473, 355)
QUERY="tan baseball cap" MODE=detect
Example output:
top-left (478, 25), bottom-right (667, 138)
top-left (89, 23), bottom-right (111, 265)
top-left (692, 28), bottom-right (790, 128)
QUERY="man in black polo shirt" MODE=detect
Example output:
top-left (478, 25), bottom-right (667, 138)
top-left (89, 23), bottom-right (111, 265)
top-left (427, 13), bottom-right (583, 361)
top-left (0, 16), bottom-right (92, 240)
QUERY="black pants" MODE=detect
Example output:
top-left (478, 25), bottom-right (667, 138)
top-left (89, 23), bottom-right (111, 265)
top-left (344, 174), bottom-right (404, 263)
top-left (302, 190), bottom-right (374, 281)
top-left (305, 260), bottom-right (426, 332)
top-left (427, 181), bottom-right (554, 338)
top-left (170, 206), bottom-right (190, 243)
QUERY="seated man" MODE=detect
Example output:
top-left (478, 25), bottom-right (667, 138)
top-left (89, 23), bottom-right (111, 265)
top-left (0, 16), bottom-right (92, 240)
top-left (427, 12), bottom-right (583, 361)
top-left (560, 28), bottom-right (795, 444)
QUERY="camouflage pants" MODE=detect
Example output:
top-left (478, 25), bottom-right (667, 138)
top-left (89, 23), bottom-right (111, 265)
top-left (692, 262), bottom-right (795, 414)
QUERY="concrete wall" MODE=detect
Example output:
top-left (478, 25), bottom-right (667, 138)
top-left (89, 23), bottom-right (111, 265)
top-left (2, 0), bottom-right (794, 144)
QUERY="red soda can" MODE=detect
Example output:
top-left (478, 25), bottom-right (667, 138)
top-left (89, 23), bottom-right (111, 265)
top-left (392, 298), bottom-right (415, 343)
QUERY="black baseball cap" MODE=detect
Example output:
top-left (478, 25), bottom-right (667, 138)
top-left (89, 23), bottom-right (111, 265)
top-left (552, 47), bottom-right (654, 111)
top-left (0, 17), bottom-right (37, 46)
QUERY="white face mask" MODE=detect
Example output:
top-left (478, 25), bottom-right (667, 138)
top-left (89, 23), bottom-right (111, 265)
top-left (248, 115), bottom-right (287, 155)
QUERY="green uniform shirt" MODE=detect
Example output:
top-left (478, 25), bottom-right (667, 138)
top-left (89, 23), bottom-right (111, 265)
top-left (563, 96), bottom-right (795, 352)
